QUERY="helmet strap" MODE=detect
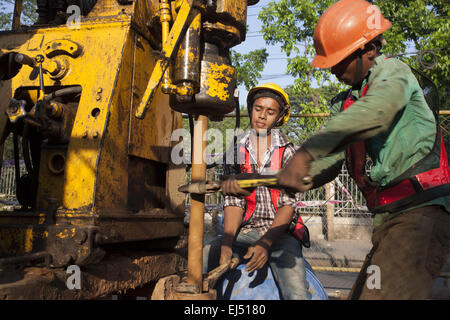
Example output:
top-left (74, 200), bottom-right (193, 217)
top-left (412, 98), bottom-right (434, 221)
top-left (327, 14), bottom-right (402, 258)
top-left (250, 108), bottom-right (285, 137)
top-left (266, 108), bottom-right (286, 135)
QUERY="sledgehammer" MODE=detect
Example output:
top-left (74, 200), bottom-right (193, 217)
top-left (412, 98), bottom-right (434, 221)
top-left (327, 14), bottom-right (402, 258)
top-left (178, 173), bottom-right (312, 194)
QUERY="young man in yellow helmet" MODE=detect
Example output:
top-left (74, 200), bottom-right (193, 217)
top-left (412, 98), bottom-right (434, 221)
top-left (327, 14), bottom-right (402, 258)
top-left (277, 0), bottom-right (450, 299)
top-left (203, 83), bottom-right (311, 300)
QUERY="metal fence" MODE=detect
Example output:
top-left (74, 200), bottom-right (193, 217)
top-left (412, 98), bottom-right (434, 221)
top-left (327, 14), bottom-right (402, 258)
top-left (0, 163), bottom-right (26, 202)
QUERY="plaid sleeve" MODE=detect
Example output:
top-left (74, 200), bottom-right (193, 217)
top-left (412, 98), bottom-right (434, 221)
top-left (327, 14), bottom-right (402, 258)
top-left (278, 144), bottom-right (302, 208)
top-left (224, 194), bottom-right (246, 209)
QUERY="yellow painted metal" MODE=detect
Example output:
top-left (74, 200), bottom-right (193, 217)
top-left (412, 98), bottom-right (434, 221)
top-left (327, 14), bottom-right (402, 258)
top-left (42, 39), bottom-right (81, 58)
top-left (237, 177), bottom-right (278, 189)
top-left (0, 226), bottom-right (48, 255)
top-left (160, 0), bottom-right (174, 93)
top-left (127, 36), bottom-right (182, 164)
top-left (135, 0), bottom-right (194, 119)
top-left (204, 62), bottom-right (236, 102)
top-left (0, 0), bottom-right (253, 276)
top-left (0, 1), bottom-right (184, 216)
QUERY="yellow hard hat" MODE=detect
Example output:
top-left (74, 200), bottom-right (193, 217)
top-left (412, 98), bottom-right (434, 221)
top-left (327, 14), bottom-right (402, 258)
top-left (247, 83), bottom-right (291, 127)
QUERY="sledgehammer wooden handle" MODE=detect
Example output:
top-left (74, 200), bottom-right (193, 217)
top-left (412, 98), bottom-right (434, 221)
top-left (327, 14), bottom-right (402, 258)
top-left (178, 174), bottom-right (313, 194)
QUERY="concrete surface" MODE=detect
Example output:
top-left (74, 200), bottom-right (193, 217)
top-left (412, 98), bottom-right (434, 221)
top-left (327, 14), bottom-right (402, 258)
top-left (304, 239), bottom-right (372, 268)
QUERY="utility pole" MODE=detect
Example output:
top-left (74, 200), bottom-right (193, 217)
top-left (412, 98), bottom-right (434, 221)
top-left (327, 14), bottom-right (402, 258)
top-left (12, 0), bottom-right (23, 31)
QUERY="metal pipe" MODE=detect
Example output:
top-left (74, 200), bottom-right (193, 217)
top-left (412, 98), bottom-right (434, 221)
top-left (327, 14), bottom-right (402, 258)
top-left (186, 115), bottom-right (208, 290)
top-left (312, 266), bottom-right (361, 273)
top-left (44, 86), bottom-right (82, 102)
top-left (0, 251), bottom-right (51, 267)
top-left (160, 0), bottom-right (175, 94)
top-left (173, 9), bottom-right (201, 98)
top-left (311, 265), bottom-right (450, 278)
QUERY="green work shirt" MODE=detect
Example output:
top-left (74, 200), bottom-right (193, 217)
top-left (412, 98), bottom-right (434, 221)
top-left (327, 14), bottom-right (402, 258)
top-left (306, 54), bottom-right (450, 229)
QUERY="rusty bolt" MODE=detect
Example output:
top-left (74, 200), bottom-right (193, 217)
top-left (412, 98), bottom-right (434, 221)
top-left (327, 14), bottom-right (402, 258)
top-left (96, 88), bottom-right (102, 101)
top-left (35, 54), bottom-right (45, 63)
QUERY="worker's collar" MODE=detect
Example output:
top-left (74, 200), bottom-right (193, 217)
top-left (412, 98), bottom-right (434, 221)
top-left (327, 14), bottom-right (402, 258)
top-left (351, 53), bottom-right (387, 96)
top-left (239, 128), bottom-right (290, 150)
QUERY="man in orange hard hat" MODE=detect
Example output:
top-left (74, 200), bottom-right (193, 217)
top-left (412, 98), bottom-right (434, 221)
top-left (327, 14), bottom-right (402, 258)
top-left (277, 0), bottom-right (450, 299)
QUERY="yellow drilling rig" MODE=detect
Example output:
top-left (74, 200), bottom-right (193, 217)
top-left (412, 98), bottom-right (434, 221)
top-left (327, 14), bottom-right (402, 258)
top-left (0, 0), bottom-right (257, 299)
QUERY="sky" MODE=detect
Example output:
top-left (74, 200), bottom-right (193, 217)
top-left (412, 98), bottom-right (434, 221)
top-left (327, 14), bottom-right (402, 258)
top-left (235, 0), bottom-right (296, 106)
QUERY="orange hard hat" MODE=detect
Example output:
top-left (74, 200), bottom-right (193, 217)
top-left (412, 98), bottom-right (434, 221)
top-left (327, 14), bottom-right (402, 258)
top-left (311, 0), bottom-right (391, 69)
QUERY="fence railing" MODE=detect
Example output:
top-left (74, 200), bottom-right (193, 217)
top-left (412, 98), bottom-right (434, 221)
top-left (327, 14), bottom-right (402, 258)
top-left (0, 163), bottom-right (26, 201)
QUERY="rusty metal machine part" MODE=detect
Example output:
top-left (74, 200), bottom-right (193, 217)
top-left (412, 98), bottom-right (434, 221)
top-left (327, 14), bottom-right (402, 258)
top-left (152, 256), bottom-right (239, 300)
top-left (137, 0), bottom-right (254, 119)
top-left (170, 42), bottom-right (237, 117)
top-left (185, 115), bottom-right (208, 293)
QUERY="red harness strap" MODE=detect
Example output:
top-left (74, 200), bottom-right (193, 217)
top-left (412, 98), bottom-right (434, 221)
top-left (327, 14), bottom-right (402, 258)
top-left (240, 146), bottom-right (285, 222)
top-left (375, 135), bottom-right (450, 207)
top-left (343, 83), bottom-right (450, 213)
top-left (240, 146), bottom-right (257, 222)
top-left (239, 146), bottom-right (307, 241)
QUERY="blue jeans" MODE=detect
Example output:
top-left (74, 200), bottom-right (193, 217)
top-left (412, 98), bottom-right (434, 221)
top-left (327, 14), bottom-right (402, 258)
top-left (203, 229), bottom-right (311, 300)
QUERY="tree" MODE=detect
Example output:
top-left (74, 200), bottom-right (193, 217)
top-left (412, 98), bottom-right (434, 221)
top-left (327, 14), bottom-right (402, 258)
top-left (0, 0), bottom-right (38, 31)
top-left (230, 48), bottom-right (268, 91)
top-left (259, 0), bottom-right (450, 109)
top-left (280, 84), bottom-right (339, 145)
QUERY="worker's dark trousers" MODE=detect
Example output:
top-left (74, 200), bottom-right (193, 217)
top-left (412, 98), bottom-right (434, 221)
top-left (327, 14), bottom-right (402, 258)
top-left (349, 205), bottom-right (450, 299)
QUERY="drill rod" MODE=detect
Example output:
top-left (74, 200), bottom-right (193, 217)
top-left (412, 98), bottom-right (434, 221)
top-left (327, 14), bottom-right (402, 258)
top-left (178, 174), bottom-right (312, 194)
top-left (186, 115), bottom-right (208, 291)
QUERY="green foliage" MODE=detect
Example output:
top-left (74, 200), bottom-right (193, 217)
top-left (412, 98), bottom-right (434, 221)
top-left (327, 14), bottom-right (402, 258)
top-left (259, 0), bottom-right (450, 111)
top-left (181, 109), bottom-right (251, 159)
top-left (280, 84), bottom-right (339, 145)
top-left (2, 134), bottom-right (23, 161)
top-left (0, 0), bottom-right (38, 31)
